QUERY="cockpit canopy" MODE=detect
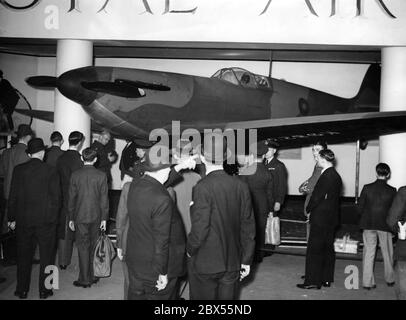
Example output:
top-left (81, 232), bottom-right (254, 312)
top-left (211, 67), bottom-right (271, 89)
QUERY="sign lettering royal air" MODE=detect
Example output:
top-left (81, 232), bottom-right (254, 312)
top-left (0, 0), bottom-right (405, 45)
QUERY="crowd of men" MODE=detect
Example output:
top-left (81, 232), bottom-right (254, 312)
top-left (1, 123), bottom-right (406, 300)
top-left (0, 126), bottom-right (115, 299)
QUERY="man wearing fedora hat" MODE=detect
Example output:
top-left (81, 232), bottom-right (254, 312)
top-left (126, 145), bottom-right (184, 300)
top-left (117, 147), bottom-right (197, 299)
top-left (8, 138), bottom-right (61, 299)
top-left (187, 134), bottom-right (255, 300)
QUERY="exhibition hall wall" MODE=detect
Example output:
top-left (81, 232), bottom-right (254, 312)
top-left (0, 52), bottom-right (379, 195)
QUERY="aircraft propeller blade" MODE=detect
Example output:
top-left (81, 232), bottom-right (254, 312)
top-left (115, 79), bottom-right (170, 91)
top-left (81, 81), bottom-right (145, 98)
top-left (25, 76), bottom-right (57, 88)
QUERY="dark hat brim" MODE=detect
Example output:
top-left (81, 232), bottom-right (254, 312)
top-left (140, 162), bottom-right (171, 172)
top-left (26, 145), bottom-right (47, 155)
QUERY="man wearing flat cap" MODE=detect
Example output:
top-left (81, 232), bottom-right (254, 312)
top-left (239, 140), bottom-right (275, 263)
top-left (8, 138), bottom-right (61, 299)
top-left (187, 133), bottom-right (255, 300)
top-left (264, 140), bottom-right (287, 214)
top-left (126, 145), bottom-right (186, 300)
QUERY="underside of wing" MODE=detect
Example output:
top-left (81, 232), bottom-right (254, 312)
top-left (15, 109), bottom-right (108, 137)
top-left (225, 111), bottom-right (406, 148)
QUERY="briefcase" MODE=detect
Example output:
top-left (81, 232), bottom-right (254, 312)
top-left (334, 234), bottom-right (358, 254)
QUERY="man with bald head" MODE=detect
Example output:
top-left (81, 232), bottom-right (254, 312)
top-left (91, 130), bottom-right (118, 188)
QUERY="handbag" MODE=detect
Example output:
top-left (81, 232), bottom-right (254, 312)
top-left (334, 234), bottom-right (358, 254)
top-left (265, 212), bottom-right (281, 246)
top-left (93, 230), bottom-right (116, 278)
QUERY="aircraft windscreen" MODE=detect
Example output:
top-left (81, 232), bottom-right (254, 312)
top-left (212, 68), bottom-right (271, 89)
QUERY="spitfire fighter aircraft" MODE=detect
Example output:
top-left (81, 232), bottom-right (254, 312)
top-left (22, 64), bottom-right (406, 148)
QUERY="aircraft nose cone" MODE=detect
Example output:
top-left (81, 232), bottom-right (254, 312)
top-left (57, 67), bottom-right (98, 106)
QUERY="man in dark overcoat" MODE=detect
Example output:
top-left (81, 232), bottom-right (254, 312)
top-left (56, 131), bottom-right (84, 269)
top-left (126, 147), bottom-right (186, 300)
top-left (187, 134), bottom-right (256, 300)
top-left (8, 138), bottom-right (61, 299)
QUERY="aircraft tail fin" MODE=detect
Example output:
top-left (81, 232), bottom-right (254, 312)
top-left (352, 64), bottom-right (380, 112)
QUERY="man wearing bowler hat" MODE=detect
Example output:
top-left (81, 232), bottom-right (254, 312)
top-left (8, 138), bottom-right (61, 299)
top-left (187, 133), bottom-right (256, 300)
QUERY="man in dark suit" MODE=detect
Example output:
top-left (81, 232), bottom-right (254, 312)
top-left (8, 138), bottom-right (61, 299)
top-left (387, 186), bottom-right (406, 299)
top-left (187, 134), bottom-right (256, 300)
top-left (359, 163), bottom-right (396, 289)
top-left (44, 131), bottom-right (64, 167)
top-left (239, 140), bottom-right (275, 263)
top-left (263, 140), bottom-right (287, 214)
top-left (119, 139), bottom-right (138, 180)
top-left (297, 149), bottom-right (342, 290)
top-left (56, 131), bottom-right (84, 270)
top-left (68, 148), bottom-right (108, 288)
top-left (126, 146), bottom-right (184, 300)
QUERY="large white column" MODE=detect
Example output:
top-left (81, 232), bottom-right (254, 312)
top-left (54, 39), bottom-right (92, 149)
top-left (379, 47), bottom-right (406, 189)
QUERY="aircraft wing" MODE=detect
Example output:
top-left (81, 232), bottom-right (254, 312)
top-left (16, 109), bottom-right (406, 148)
top-left (225, 111), bottom-right (406, 148)
top-left (15, 109), bottom-right (107, 135)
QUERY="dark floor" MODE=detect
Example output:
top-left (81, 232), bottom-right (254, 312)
top-left (0, 248), bottom-right (396, 300)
